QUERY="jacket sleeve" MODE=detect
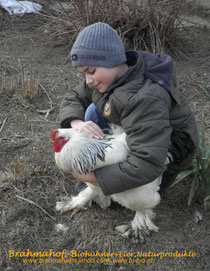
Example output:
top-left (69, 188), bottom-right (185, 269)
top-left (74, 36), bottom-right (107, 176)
top-left (95, 90), bottom-right (172, 196)
top-left (59, 80), bottom-right (92, 128)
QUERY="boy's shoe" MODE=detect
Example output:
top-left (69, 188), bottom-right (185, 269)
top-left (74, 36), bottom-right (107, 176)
top-left (74, 182), bottom-right (87, 195)
top-left (160, 168), bottom-right (179, 189)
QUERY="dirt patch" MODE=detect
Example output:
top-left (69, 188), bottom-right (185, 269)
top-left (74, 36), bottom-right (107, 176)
top-left (0, 4), bottom-right (210, 271)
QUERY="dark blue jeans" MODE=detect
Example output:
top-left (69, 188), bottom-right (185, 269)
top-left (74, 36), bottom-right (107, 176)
top-left (85, 103), bottom-right (110, 132)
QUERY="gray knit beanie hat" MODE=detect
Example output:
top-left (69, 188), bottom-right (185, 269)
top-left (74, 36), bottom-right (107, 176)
top-left (70, 22), bottom-right (127, 68)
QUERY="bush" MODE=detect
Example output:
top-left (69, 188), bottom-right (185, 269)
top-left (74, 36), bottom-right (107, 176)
top-left (41, 0), bottom-right (186, 54)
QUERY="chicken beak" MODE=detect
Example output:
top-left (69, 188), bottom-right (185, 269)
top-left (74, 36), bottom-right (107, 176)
top-left (50, 139), bottom-right (54, 144)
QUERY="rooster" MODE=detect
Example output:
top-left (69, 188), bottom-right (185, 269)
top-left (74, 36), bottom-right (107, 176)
top-left (51, 125), bottom-right (162, 243)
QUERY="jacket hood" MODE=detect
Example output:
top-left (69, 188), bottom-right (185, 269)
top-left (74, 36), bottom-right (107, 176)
top-left (140, 51), bottom-right (173, 93)
top-left (126, 51), bottom-right (173, 93)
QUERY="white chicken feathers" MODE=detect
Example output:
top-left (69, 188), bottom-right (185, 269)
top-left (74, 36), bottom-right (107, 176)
top-left (54, 126), bottom-right (128, 174)
top-left (53, 125), bottom-right (162, 243)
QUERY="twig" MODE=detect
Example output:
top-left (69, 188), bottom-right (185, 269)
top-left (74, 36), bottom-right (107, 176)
top-left (28, 118), bottom-right (59, 124)
top-left (0, 116), bottom-right (8, 133)
top-left (37, 107), bottom-right (56, 119)
top-left (51, 77), bottom-right (68, 92)
top-left (16, 195), bottom-right (56, 221)
top-left (38, 82), bottom-right (53, 109)
top-left (38, 116), bottom-right (59, 124)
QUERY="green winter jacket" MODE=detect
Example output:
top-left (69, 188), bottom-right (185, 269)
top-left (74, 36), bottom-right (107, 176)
top-left (59, 51), bottom-right (197, 196)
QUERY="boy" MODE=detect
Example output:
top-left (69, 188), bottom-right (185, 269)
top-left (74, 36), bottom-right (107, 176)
top-left (59, 22), bottom-right (197, 196)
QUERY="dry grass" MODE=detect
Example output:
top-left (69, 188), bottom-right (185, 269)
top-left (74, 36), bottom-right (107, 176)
top-left (0, 56), bottom-right (39, 100)
top-left (40, 0), bottom-right (186, 54)
top-left (2, 153), bottom-right (49, 185)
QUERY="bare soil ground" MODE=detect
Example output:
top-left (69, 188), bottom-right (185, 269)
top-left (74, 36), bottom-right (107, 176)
top-left (0, 3), bottom-right (210, 271)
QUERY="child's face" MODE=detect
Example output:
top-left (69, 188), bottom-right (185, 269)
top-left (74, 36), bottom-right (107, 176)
top-left (77, 66), bottom-right (123, 93)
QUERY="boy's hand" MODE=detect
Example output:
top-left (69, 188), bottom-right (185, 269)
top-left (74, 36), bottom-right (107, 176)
top-left (71, 171), bottom-right (98, 185)
top-left (70, 120), bottom-right (104, 140)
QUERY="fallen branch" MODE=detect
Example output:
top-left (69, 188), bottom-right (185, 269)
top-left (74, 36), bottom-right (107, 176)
top-left (16, 194), bottom-right (56, 221)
